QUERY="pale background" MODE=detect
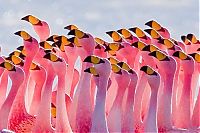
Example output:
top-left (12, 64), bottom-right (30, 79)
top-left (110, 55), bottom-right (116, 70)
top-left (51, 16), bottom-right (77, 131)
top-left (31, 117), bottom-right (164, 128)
top-left (0, 0), bottom-right (199, 56)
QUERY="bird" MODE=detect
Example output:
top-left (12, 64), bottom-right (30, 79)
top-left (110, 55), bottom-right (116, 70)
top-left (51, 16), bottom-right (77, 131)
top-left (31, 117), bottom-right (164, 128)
top-left (7, 31), bottom-right (39, 132)
top-left (117, 28), bottom-right (139, 43)
top-left (85, 59), bottom-right (111, 132)
top-left (145, 20), bottom-right (170, 39)
top-left (129, 27), bottom-right (151, 44)
top-left (140, 65), bottom-right (160, 132)
top-left (0, 62), bottom-right (24, 130)
top-left (119, 62), bottom-right (138, 132)
top-left (44, 52), bottom-right (72, 132)
top-left (106, 31), bottom-right (123, 42)
top-left (107, 64), bottom-right (130, 132)
top-left (21, 15), bottom-right (50, 41)
top-left (149, 50), bottom-right (177, 132)
top-left (67, 28), bottom-right (96, 132)
top-left (172, 51), bottom-right (194, 129)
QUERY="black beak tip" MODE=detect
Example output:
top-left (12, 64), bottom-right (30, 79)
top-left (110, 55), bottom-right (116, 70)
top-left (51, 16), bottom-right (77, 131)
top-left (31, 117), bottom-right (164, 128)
top-left (128, 27), bottom-right (136, 32)
top-left (84, 68), bottom-right (89, 73)
top-left (106, 31), bottom-right (112, 36)
top-left (21, 15), bottom-right (29, 21)
top-left (140, 66), bottom-right (147, 71)
top-left (14, 31), bottom-right (21, 36)
top-left (100, 59), bottom-right (105, 63)
top-left (144, 29), bottom-right (150, 34)
top-left (145, 21), bottom-right (152, 27)
top-left (0, 63), bottom-right (4, 68)
top-left (64, 26), bottom-right (68, 29)
top-left (117, 62), bottom-right (123, 67)
top-left (83, 56), bottom-right (90, 62)
top-left (46, 36), bottom-right (54, 42)
top-left (181, 36), bottom-right (186, 41)
top-left (67, 30), bottom-right (75, 36)
top-left (148, 51), bottom-right (154, 56)
top-left (117, 29), bottom-right (122, 34)
top-left (83, 34), bottom-right (89, 38)
top-left (186, 34), bottom-right (193, 40)
top-left (172, 51), bottom-right (179, 57)
top-left (128, 69), bottom-right (134, 74)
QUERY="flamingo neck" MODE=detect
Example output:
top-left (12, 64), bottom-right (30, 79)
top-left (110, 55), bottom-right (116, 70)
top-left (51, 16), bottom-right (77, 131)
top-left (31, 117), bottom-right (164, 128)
top-left (144, 90), bottom-right (158, 132)
top-left (95, 76), bottom-right (109, 112)
top-left (183, 74), bottom-right (193, 94)
top-left (56, 72), bottom-right (72, 132)
top-left (34, 71), bottom-right (55, 131)
top-left (29, 81), bottom-right (43, 115)
top-left (163, 74), bottom-right (174, 95)
top-left (0, 72), bottom-right (8, 108)
top-left (126, 80), bottom-right (136, 108)
top-left (114, 82), bottom-right (128, 107)
top-left (0, 82), bottom-right (21, 129)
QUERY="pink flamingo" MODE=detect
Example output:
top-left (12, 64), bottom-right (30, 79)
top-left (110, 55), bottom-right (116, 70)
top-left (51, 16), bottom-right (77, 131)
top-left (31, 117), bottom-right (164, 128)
top-left (8, 31), bottom-right (39, 132)
top-left (129, 27), bottom-right (151, 44)
top-left (0, 62), bottom-right (24, 130)
top-left (21, 15), bottom-right (50, 41)
top-left (120, 65), bottom-right (138, 132)
top-left (93, 39), bottom-right (107, 58)
top-left (67, 29), bottom-right (95, 132)
top-left (106, 31), bottom-right (123, 42)
top-left (88, 59), bottom-right (111, 132)
top-left (32, 49), bottom-right (56, 132)
top-left (43, 52), bottom-right (72, 132)
top-left (186, 33), bottom-right (200, 44)
top-left (145, 20), bottom-right (170, 39)
top-left (107, 65), bottom-right (130, 132)
top-left (149, 50), bottom-right (177, 132)
top-left (140, 65), bottom-right (160, 132)
top-left (117, 28), bottom-right (139, 43)
top-left (172, 51), bottom-right (194, 129)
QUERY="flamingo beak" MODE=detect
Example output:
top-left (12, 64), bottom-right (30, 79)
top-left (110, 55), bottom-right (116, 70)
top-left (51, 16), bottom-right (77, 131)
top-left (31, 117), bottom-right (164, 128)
top-left (117, 29), bottom-right (123, 34)
top-left (21, 15), bottom-right (29, 21)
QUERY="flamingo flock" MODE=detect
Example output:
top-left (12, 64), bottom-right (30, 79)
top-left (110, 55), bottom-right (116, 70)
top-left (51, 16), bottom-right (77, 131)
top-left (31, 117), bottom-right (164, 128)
top-left (0, 15), bottom-right (199, 133)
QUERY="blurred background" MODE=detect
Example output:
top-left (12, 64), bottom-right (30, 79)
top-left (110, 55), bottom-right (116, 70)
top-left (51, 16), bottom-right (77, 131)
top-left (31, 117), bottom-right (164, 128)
top-left (0, 0), bottom-right (199, 55)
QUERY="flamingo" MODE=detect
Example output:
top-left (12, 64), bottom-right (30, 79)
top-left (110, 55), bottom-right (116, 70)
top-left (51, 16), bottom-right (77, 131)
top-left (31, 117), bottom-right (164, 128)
top-left (21, 15), bottom-right (50, 41)
top-left (0, 62), bottom-right (24, 130)
top-left (118, 62), bottom-right (138, 132)
top-left (107, 64), bottom-right (130, 132)
top-left (106, 30), bottom-right (123, 42)
top-left (67, 28), bottom-right (95, 132)
top-left (129, 27), bottom-right (151, 44)
top-left (172, 51), bottom-right (194, 129)
top-left (43, 52), bottom-right (72, 132)
top-left (145, 20), bottom-right (170, 38)
top-left (117, 28), bottom-right (139, 43)
top-left (140, 65), bottom-right (160, 132)
top-left (32, 49), bottom-right (56, 132)
top-left (7, 31), bottom-right (39, 132)
top-left (148, 50), bottom-right (178, 132)
top-left (85, 59), bottom-right (111, 132)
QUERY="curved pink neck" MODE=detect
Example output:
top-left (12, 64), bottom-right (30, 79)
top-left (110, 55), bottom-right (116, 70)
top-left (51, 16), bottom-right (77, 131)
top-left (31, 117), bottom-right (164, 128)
top-left (0, 80), bottom-right (22, 129)
top-left (144, 90), bottom-right (158, 132)
top-left (91, 76), bottom-right (109, 132)
top-left (133, 73), bottom-right (148, 122)
top-left (56, 71), bottom-right (72, 132)
top-left (0, 71), bottom-right (8, 108)
top-left (33, 68), bottom-right (55, 132)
